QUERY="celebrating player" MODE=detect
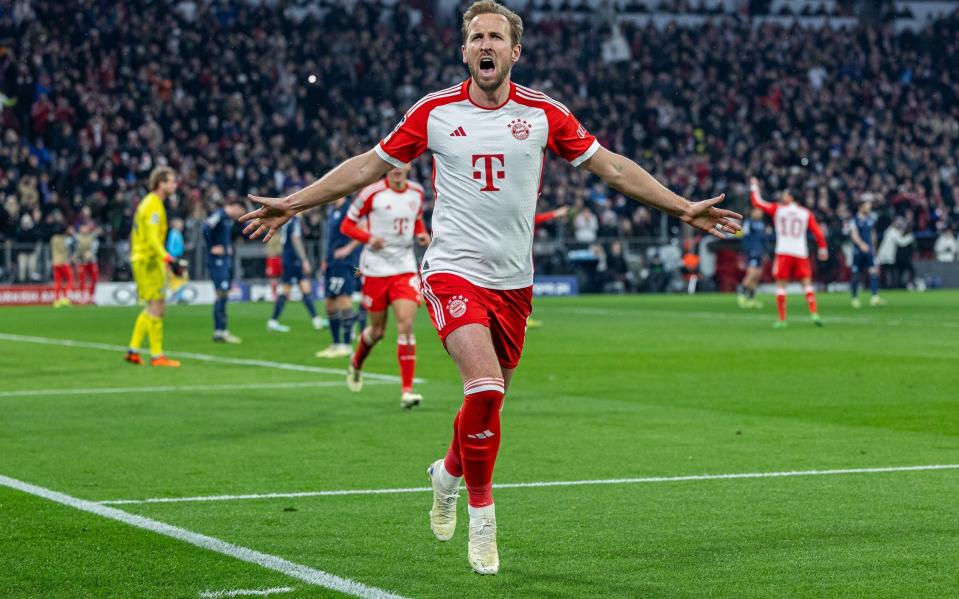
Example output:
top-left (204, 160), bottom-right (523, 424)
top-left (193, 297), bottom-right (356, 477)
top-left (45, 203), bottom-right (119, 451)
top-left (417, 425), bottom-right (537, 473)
top-left (340, 164), bottom-right (430, 409)
top-left (736, 206), bottom-right (767, 308)
top-left (74, 207), bottom-right (101, 300)
top-left (848, 199), bottom-right (886, 308)
top-left (266, 215), bottom-right (325, 333)
top-left (204, 198), bottom-right (246, 343)
top-left (49, 210), bottom-right (74, 308)
top-left (315, 198), bottom-right (362, 358)
top-left (240, 0), bottom-right (740, 575)
top-left (125, 166), bottom-right (181, 367)
top-left (750, 177), bottom-right (827, 328)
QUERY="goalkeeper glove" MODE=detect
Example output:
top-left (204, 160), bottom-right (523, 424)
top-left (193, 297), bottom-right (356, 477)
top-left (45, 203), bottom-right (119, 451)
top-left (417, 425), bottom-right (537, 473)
top-left (170, 258), bottom-right (189, 277)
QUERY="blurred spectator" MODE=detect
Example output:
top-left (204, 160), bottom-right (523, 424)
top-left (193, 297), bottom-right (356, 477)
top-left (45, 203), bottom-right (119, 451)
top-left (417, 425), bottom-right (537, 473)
top-left (878, 217), bottom-right (915, 288)
top-left (574, 206), bottom-right (599, 243)
top-left (935, 226), bottom-right (957, 262)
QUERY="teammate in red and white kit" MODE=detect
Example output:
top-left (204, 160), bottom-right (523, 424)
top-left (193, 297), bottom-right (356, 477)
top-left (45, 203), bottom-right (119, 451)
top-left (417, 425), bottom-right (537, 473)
top-left (750, 177), bottom-right (827, 327)
top-left (340, 164), bottom-right (431, 409)
top-left (240, 0), bottom-right (741, 575)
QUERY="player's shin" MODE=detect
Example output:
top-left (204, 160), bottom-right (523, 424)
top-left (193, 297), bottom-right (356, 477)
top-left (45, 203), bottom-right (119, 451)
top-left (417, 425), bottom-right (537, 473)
top-left (145, 313), bottom-right (164, 356)
top-left (129, 310), bottom-right (149, 350)
top-left (340, 309), bottom-right (356, 344)
top-left (397, 334), bottom-right (416, 393)
top-left (776, 289), bottom-right (787, 321)
top-left (271, 294), bottom-right (287, 320)
top-left (850, 275), bottom-right (859, 299)
top-left (351, 328), bottom-right (376, 369)
top-left (804, 286), bottom-right (818, 314)
top-left (457, 379), bottom-right (505, 508)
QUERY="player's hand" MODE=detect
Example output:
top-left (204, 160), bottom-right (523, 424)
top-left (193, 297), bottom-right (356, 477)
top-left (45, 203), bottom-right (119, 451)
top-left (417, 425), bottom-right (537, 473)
top-left (170, 258), bottom-right (189, 277)
top-left (554, 206), bottom-right (569, 219)
top-left (302, 261), bottom-right (312, 275)
top-left (681, 194), bottom-right (743, 239)
top-left (241, 195), bottom-right (294, 242)
top-left (369, 236), bottom-right (386, 250)
top-left (817, 248), bottom-right (829, 261)
top-left (859, 242), bottom-right (870, 253)
top-left (416, 232), bottom-right (431, 246)
top-left (749, 176), bottom-right (760, 190)
top-left (332, 247), bottom-right (352, 260)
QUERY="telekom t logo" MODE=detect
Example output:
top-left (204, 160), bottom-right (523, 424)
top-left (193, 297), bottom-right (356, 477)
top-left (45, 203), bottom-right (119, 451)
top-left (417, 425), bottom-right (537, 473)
top-left (472, 154), bottom-right (505, 192)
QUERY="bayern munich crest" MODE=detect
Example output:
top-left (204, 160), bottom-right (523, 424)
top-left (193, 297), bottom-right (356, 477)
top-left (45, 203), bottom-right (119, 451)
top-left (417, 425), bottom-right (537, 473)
top-left (447, 295), bottom-right (469, 318)
top-left (508, 119), bottom-right (531, 140)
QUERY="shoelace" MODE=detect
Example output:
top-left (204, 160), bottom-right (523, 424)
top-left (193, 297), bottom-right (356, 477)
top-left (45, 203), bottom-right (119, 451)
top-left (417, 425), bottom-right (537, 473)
top-left (433, 488), bottom-right (458, 524)
top-left (470, 519), bottom-right (497, 555)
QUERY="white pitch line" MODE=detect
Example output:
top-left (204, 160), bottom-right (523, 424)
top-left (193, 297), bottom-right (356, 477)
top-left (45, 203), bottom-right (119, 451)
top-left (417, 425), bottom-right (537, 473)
top-left (97, 464), bottom-right (959, 506)
top-left (0, 332), bottom-right (416, 383)
top-left (554, 307), bottom-right (959, 328)
top-left (0, 380), bottom-right (389, 398)
top-left (0, 474), bottom-right (406, 599)
top-left (199, 587), bottom-right (293, 598)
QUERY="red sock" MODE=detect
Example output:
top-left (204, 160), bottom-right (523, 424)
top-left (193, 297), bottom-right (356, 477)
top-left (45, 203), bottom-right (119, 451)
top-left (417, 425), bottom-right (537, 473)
top-left (804, 287), bottom-right (818, 314)
top-left (397, 334), bottom-right (416, 393)
top-left (351, 330), bottom-right (375, 369)
top-left (457, 378), bottom-right (505, 508)
top-left (444, 410), bottom-right (463, 477)
top-left (776, 290), bottom-right (787, 321)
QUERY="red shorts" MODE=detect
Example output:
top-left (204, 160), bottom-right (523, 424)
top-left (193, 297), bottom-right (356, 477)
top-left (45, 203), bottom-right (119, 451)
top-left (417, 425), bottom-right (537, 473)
top-left (421, 272), bottom-right (533, 370)
top-left (265, 256), bottom-right (282, 278)
top-left (773, 254), bottom-right (812, 281)
top-left (53, 264), bottom-right (74, 284)
top-left (362, 272), bottom-right (421, 312)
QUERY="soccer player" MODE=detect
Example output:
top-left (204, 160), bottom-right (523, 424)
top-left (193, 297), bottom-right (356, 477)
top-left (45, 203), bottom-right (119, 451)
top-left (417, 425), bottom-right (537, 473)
top-left (241, 0), bottom-right (740, 574)
top-left (750, 177), bottom-right (827, 328)
top-left (204, 199), bottom-right (246, 343)
top-left (125, 166), bottom-right (181, 367)
top-left (74, 207), bottom-right (101, 300)
top-left (314, 198), bottom-right (362, 358)
top-left (737, 206), bottom-right (767, 308)
top-left (848, 199), bottom-right (886, 308)
top-left (339, 163), bottom-right (430, 408)
top-left (266, 215), bottom-right (325, 333)
top-left (49, 211), bottom-right (74, 308)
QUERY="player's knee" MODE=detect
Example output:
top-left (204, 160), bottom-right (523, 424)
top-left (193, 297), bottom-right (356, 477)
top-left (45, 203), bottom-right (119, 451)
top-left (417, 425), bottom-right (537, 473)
top-left (368, 324), bottom-right (386, 341)
top-left (396, 318), bottom-right (414, 335)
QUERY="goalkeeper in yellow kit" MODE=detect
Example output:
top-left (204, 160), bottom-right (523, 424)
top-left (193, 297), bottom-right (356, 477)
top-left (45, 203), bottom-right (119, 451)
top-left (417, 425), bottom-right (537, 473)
top-left (124, 166), bottom-right (182, 367)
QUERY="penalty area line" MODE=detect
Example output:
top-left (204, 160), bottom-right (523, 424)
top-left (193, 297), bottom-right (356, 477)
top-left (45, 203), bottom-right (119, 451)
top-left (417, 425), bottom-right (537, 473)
top-left (0, 332), bottom-right (417, 383)
top-left (98, 463), bottom-right (959, 506)
top-left (199, 588), bottom-right (294, 598)
top-left (0, 474), bottom-right (407, 599)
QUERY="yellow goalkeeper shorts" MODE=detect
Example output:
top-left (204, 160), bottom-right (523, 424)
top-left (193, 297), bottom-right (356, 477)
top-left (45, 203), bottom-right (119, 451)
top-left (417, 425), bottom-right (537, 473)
top-left (132, 259), bottom-right (167, 302)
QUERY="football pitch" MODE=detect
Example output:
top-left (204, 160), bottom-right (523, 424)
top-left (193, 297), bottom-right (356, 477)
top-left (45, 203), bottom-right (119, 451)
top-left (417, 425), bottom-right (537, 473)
top-left (1, 291), bottom-right (957, 598)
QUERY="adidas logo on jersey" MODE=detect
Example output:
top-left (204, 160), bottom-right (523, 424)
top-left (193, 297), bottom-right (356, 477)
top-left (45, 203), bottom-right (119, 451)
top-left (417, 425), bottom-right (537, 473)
top-left (449, 126), bottom-right (467, 137)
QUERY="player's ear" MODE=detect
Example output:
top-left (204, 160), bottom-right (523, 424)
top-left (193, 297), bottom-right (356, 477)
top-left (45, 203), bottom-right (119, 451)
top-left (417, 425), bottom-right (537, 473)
top-left (461, 45), bottom-right (467, 64)
top-left (511, 43), bottom-right (522, 64)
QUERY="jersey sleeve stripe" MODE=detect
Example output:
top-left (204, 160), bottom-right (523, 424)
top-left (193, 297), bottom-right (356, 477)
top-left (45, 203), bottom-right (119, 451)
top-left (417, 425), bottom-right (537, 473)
top-left (404, 86), bottom-right (462, 117)
top-left (514, 86), bottom-right (571, 116)
top-left (569, 139), bottom-right (601, 167)
top-left (374, 143), bottom-right (406, 168)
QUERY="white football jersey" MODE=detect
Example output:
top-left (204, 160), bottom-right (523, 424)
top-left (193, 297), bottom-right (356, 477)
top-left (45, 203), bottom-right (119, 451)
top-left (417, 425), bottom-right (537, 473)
top-left (348, 179), bottom-right (425, 277)
top-left (772, 203), bottom-right (815, 258)
top-left (375, 79), bottom-right (600, 290)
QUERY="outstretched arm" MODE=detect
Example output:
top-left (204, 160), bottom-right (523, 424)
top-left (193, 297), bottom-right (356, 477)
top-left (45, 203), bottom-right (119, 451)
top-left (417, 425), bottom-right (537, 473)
top-left (808, 213), bottom-right (829, 260)
top-left (581, 147), bottom-right (741, 237)
top-left (241, 149), bottom-right (393, 242)
top-left (749, 177), bottom-right (777, 217)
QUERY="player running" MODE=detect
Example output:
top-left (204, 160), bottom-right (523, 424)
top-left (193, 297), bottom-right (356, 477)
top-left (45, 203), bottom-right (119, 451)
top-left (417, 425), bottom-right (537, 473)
top-left (266, 215), bottom-right (325, 333)
top-left (241, 0), bottom-right (740, 575)
top-left (848, 199), bottom-right (886, 308)
top-left (339, 164), bottom-right (430, 409)
top-left (204, 198), bottom-right (246, 343)
top-left (736, 206), bottom-right (767, 309)
top-left (125, 166), bottom-right (182, 367)
top-left (750, 177), bottom-right (827, 328)
top-left (315, 198), bottom-right (362, 358)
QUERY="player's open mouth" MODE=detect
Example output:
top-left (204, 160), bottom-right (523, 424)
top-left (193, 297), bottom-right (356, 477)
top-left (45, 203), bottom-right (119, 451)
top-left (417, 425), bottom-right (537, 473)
top-left (479, 56), bottom-right (495, 75)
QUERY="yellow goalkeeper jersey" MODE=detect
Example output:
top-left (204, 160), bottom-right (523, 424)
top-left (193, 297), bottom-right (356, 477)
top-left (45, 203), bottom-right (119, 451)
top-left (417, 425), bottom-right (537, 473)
top-left (131, 192), bottom-right (168, 263)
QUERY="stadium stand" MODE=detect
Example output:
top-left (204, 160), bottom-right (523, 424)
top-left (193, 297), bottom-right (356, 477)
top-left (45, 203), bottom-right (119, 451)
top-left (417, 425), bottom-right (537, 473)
top-left (0, 0), bottom-right (956, 292)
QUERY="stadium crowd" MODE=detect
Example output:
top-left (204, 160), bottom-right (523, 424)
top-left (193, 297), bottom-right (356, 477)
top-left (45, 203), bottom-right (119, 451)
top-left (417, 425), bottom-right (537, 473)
top-left (0, 0), bottom-right (957, 287)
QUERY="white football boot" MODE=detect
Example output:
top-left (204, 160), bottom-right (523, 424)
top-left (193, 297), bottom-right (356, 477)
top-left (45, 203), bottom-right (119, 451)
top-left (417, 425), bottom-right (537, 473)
top-left (467, 504), bottom-right (499, 575)
top-left (427, 459), bottom-right (459, 541)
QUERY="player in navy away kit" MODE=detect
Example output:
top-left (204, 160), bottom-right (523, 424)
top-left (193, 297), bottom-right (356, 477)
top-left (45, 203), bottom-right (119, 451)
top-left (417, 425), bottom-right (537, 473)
top-left (849, 200), bottom-right (886, 308)
top-left (737, 206), bottom-right (768, 309)
top-left (266, 215), bottom-right (326, 333)
top-left (316, 198), bottom-right (363, 359)
top-left (204, 199), bottom-right (246, 344)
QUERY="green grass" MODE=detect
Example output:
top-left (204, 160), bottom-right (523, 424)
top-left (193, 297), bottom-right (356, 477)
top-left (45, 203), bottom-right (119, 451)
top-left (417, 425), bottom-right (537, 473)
top-left (1, 291), bottom-right (957, 598)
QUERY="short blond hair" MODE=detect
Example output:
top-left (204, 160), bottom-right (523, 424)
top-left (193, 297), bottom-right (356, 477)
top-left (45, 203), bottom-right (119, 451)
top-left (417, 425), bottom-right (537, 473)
top-left (462, 0), bottom-right (523, 47)
top-left (149, 166), bottom-right (175, 191)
